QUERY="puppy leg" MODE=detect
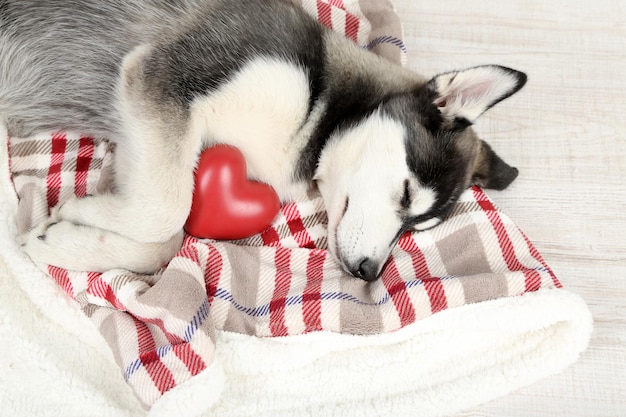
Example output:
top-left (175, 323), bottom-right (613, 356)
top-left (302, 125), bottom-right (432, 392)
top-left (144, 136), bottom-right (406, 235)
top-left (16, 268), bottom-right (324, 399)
top-left (56, 124), bottom-right (200, 243)
top-left (21, 44), bottom-right (200, 272)
top-left (53, 44), bottom-right (201, 243)
top-left (23, 44), bottom-right (200, 272)
top-left (23, 219), bottom-right (184, 273)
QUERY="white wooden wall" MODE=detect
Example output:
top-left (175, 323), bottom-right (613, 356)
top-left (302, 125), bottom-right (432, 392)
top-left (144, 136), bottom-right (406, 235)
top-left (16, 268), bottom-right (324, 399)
top-left (392, 0), bottom-right (626, 415)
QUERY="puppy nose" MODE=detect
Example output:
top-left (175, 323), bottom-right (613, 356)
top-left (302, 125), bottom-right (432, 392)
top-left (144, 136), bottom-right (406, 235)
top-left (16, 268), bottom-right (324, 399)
top-left (350, 258), bottom-right (380, 281)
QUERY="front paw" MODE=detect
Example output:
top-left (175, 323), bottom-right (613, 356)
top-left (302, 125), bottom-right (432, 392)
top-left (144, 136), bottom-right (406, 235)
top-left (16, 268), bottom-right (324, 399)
top-left (21, 220), bottom-right (63, 266)
top-left (21, 219), bottom-right (107, 271)
top-left (21, 218), bottom-right (184, 273)
top-left (19, 213), bottom-right (58, 246)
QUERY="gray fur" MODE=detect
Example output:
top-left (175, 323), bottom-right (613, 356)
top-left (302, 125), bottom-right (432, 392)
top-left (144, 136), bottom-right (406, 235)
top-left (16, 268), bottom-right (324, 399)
top-left (2, 0), bottom-right (151, 136)
top-left (0, 0), bottom-right (323, 137)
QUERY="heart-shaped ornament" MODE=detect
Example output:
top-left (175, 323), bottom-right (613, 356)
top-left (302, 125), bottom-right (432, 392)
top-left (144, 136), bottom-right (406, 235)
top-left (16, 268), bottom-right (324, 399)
top-left (184, 145), bottom-right (281, 240)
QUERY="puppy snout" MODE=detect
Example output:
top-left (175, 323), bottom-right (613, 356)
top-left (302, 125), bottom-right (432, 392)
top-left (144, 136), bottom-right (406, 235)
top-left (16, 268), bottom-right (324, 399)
top-left (349, 258), bottom-right (380, 281)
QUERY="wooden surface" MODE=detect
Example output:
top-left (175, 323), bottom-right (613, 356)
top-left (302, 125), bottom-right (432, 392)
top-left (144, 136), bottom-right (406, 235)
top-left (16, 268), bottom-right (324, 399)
top-left (392, 0), bottom-right (626, 415)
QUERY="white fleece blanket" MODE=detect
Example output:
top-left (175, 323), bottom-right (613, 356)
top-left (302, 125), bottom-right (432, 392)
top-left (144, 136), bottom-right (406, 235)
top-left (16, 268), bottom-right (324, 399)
top-left (0, 1), bottom-right (592, 416)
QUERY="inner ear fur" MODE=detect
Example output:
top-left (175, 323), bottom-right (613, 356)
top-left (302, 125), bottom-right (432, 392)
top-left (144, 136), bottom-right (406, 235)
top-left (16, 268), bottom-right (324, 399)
top-left (423, 65), bottom-right (527, 131)
top-left (471, 140), bottom-right (519, 190)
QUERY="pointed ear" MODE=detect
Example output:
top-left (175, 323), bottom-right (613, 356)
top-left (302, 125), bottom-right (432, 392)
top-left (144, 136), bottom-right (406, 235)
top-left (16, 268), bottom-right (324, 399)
top-left (471, 140), bottom-right (519, 190)
top-left (426, 65), bottom-right (527, 129)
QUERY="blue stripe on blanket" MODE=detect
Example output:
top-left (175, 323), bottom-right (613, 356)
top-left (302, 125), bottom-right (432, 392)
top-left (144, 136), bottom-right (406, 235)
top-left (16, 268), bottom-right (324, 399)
top-left (184, 298), bottom-right (211, 342)
top-left (209, 266), bottom-right (550, 318)
top-left (212, 275), bottom-right (451, 316)
top-left (124, 299), bottom-right (210, 381)
top-left (122, 266), bottom-right (549, 381)
top-left (365, 35), bottom-right (407, 53)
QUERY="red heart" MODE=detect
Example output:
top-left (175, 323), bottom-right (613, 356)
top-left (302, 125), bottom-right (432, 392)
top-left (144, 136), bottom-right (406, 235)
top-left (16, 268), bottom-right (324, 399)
top-left (184, 145), bottom-right (281, 240)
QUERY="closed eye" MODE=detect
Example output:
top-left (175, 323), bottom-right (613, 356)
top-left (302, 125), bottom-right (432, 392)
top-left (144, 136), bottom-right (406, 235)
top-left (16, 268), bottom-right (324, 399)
top-left (400, 179), bottom-right (411, 209)
top-left (390, 214), bottom-right (439, 248)
top-left (412, 217), bottom-right (442, 231)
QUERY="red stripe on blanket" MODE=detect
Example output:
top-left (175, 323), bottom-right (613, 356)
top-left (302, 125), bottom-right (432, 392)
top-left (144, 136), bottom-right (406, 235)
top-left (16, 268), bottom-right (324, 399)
top-left (423, 278), bottom-right (448, 313)
top-left (302, 250), bottom-right (326, 332)
top-left (142, 354), bottom-right (176, 395)
top-left (284, 204), bottom-right (316, 249)
top-left (398, 235), bottom-right (449, 313)
top-left (103, 284), bottom-right (125, 310)
top-left (178, 239), bottom-right (201, 263)
top-left (141, 316), bottom-right (185, 345)
top-left (381, 257), bottom-right (416, 326)
top-left (135, 317), bottom-right (156, 355)
top-left (179, 240), bottom-right (224, 299)
top-left (204, 244), bottom-right (223, 302)
top-left (524, 269), bottom-right (543, 292)
top-left (316, 1), bottom-right (333, 29)
top-left (172, 344), bottom-right (206, 377)
top-left (48, 265), bottom-right (74, 297)
top-left (270, 247), bottom-right (292, 336)
top-left (521, 231), bottom-right (562, 288)
top-left (398, 234), bottom-right (430, 278)
top-left (87, 275), bottom-right (125, 310)
top-left (86, 271), bottom-right (101, 288)
top-left (473, 187), bottom-right (549, 293)
top-left (345, 13), bottom-right (360, 42)
top-left (473, 187), bottom-right (526, 271)
top-left (260, 226), bottom-right (281, 246)
top-left (328, 0), bottom-right (345, 8)
top-left (46, 133), bottom-right (67, 208)
top-left (135, 319), bottom-right (177, 395)
top-left (74, 136), bottom-right (94, 198)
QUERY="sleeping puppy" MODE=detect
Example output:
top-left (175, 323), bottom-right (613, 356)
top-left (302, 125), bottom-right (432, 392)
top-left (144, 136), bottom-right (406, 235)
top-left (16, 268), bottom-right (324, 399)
top-left (0, 0), bottom-right (525, 280)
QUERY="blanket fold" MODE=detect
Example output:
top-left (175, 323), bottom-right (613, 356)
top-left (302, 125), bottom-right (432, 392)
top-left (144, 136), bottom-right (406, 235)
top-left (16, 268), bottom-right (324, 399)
top-left (0, 1), bottom-right (592, 416)
top-left (203, 288), bottom-right (591, 417)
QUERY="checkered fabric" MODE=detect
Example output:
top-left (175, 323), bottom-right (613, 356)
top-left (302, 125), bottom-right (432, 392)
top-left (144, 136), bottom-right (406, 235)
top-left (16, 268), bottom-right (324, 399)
top-left (7, 0), bottom-right (558, 410)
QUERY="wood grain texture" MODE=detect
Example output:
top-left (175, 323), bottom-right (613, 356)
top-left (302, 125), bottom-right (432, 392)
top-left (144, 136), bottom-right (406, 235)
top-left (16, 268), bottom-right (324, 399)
top-left (392, 0), bottom-right (626, 415)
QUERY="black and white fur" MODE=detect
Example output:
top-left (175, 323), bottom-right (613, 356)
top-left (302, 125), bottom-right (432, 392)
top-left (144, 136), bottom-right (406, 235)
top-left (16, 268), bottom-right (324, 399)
top-left (0, 0), bottom-right (526, 281)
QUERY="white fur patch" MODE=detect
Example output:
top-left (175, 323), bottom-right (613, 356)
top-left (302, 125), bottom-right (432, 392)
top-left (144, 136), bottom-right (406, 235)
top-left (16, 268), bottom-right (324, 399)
top-left (190, 58), bottom-right (316, 201)
top-left (408, 187), bottom-right (437, 220)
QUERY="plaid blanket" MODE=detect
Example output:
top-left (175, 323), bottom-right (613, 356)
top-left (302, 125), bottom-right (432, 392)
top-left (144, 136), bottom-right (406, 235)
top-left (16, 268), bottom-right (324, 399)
top-left (8, 0), bottom-right (561, 411)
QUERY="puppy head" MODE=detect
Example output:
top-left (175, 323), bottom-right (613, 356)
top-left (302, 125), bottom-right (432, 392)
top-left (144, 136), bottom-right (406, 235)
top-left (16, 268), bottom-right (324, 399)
top-left (315, 65), bottom-right (526, 281)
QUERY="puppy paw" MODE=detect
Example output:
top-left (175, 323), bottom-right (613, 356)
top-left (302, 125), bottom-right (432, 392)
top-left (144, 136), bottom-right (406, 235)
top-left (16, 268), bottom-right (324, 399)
top-left (22, 220), bottom-right (91, 270)
top-left (22, 218), bottom-right (184, 273)
top-left (56, 194), bottom-right (176, 243)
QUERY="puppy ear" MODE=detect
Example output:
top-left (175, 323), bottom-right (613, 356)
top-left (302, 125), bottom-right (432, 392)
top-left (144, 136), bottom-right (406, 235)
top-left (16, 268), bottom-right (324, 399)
top-left (471, 140), bottom-right (519, 190)
top-left (425, 65), bottom-right (527, 129)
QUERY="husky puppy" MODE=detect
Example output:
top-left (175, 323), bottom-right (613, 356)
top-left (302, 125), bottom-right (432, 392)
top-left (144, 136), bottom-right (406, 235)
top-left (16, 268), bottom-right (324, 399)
top-left (0, 0), bottom-right (526, 281)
